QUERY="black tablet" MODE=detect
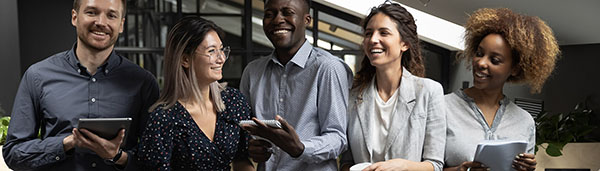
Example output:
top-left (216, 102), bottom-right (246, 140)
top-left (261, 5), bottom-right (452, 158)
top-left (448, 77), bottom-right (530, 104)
top-left (77, 118), bottom-right (132, 140)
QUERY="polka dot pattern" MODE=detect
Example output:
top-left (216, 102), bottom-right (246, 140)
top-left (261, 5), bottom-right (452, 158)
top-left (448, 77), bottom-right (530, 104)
top-left (137, 87), bottom-right (252, 170)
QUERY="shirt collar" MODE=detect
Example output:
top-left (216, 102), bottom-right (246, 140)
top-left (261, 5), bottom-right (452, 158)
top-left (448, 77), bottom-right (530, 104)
top-left (455, 89), bottom-right (509, 106)
top-left (65, 43), bottom-right (121, 75)
top-left (269, 40), bottom-right (312, 68)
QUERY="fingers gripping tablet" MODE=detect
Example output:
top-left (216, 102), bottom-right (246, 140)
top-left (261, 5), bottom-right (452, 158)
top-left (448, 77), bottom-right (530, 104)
top-left (238, 119), bottom-right (282, 152)
top-left (238, 120), bottom-right (282, 128)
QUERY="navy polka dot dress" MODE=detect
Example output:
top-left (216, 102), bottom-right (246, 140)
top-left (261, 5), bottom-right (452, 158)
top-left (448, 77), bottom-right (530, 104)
top-left (137, 87), bottom-right (252, 170)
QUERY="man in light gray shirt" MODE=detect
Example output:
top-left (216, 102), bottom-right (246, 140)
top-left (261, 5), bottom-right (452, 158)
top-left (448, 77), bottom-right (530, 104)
top-left (239, 0), bottom-right (352, 170)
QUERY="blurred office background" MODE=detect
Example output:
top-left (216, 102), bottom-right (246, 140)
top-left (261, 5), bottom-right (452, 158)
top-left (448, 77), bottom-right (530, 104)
top-left (1, 0), bottom-right (600, 119)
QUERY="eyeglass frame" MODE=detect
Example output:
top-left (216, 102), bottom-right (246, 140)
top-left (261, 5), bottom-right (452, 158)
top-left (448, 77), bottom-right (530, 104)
top-left (201, 46), bottom-right (231, 64)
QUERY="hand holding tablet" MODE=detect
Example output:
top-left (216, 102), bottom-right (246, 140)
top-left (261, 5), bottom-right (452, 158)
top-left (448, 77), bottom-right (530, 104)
top-left (77, 118), bottom-right (132, 140)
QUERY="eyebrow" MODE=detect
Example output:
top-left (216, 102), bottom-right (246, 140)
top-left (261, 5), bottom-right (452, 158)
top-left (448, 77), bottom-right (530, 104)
top-left (204, 44), bottom-right (224, 49)
top-left (364, 27), bottom-right (392, 32)
top-left (478, 46), bottom-right (505, 57)
top-left (83, 6), bottom-right (121, 15)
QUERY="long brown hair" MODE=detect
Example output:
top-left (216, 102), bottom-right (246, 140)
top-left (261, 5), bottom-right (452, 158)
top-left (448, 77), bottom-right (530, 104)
top-left (149, 16), bottom-right (226, 112)
top-left (352, 3), bottom-right (424, 93)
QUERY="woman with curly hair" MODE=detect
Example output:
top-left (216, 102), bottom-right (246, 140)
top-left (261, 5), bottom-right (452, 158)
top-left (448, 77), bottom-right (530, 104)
top-left (341, 3), bottom-right (446, 171)
top-left (444, 8), bottom-right (560, 171)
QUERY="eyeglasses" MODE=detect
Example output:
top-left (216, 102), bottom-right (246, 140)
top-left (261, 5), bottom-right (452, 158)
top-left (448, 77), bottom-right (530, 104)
top-left (204, 46), bottom-right (231, 63)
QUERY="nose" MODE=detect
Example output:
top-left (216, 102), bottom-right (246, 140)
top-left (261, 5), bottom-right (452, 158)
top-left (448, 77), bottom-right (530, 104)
top-left (214, 53), bottom-right (225, 64)
top-left (475, 56), bottom-right (488, 70)
top-left (95, 14), bottom-right (108, 26)
top-left (274, 12), bottom-right (285, 24)
top-left (367, 32), bottom-right (380, 45)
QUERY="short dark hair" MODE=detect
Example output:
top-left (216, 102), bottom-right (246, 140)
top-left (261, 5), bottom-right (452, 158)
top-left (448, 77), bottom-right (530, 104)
top-left (264, 0), bottom-right (311, 13)
top-left (73, 0), bottom-right (127, 18)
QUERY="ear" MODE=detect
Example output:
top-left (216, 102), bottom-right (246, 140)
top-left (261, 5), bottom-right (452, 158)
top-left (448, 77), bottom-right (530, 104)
top-left (71, 9), bottom-right (78, 27)
top-left (304, 13), bottom-right (312, 25)
top-left (181, 55), bottom-right (191, 69)
top-left (400, 41), bottom-right (409, 53)
top-left (119, 17), bottom-right (125, 33)
top-left (511, 66), bottom-right (520, 77)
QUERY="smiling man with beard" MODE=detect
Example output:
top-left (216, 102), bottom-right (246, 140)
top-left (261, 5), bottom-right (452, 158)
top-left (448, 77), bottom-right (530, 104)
top-left (239, 0), bottom-right (353, 170)
top-left (2, 0), bottom-right (159, 170)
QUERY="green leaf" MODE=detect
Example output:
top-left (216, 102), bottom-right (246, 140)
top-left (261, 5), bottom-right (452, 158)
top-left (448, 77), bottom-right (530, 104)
top-left (546, 144), bottom-right (563, 157)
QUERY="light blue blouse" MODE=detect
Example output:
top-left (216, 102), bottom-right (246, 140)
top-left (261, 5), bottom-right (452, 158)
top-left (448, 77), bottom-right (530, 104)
top-left (444, 90), bottom-right (535, 167)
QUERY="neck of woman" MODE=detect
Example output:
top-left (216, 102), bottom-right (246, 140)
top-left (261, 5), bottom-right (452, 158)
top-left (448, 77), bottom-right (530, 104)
top-left (180, 82), bottom-right (213, 112)
top-left (465, 86), bottom-right (504, 107)
top-left (374, 63), bottom-right (403, 102)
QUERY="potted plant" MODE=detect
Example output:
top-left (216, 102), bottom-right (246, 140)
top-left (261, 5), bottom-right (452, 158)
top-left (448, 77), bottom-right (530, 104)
top-left (535, 101), bottom-right (600, 171)
top-left (0, 116), bottom-right (9, 145)
top-left (535, 103), bottom-right (597, 156)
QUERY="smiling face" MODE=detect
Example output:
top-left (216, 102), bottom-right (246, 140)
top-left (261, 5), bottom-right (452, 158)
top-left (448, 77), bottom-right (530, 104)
top-left (182, 30), bottom-right (225, 85)
top-left (262, 0), bottom-right (311, 52)
top-left (472, 33), bottom-right (518, 91)
top-left (363, 13), bottom-right (409, 69)
top-left (72, 0), bottom-right (124, 51)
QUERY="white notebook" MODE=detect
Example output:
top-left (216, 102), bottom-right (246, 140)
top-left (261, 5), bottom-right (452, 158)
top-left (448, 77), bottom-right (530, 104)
top-left (473, 140), bottom-right (527, 171)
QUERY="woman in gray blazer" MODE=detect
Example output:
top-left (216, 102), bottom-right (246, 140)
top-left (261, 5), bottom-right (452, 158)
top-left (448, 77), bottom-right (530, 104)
top-left (443, 8), bottom-right (560, 171)
top-left (340, 3), bottom-right (446, 171)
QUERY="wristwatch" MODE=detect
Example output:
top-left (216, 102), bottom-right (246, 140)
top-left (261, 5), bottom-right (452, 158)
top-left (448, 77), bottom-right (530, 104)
top-left (104, 148), bottom-right (123, 166)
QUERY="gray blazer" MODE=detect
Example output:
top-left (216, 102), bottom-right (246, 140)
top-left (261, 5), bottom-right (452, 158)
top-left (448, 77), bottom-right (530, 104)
top-left (341, 68), bottom-right (446, 171)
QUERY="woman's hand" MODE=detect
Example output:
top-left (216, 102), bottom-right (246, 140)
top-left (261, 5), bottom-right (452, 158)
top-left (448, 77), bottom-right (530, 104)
top-left (363, 159), bottom-right (409, 171)
top-left (456, 161), bottom-right (488, 171)
top-left (513, 153), bottom-right (536, 171)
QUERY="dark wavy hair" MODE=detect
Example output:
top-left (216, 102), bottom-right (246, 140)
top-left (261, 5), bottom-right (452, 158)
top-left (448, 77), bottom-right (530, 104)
top-left (352, 3), bottom-right (424, 93)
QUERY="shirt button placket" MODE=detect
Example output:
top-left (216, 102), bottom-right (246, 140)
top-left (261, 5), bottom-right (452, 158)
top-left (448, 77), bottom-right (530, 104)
top-left (278, 68), bottom-right (287, 117)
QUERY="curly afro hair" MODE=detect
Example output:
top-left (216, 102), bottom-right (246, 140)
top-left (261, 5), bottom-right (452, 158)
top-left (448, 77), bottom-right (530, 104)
top-left (461, 8), bottom-right (560, 93)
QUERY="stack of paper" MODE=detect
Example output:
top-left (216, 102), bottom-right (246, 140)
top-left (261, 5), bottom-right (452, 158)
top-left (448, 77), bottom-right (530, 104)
top-left (473, 140), bottom-right (527, 171)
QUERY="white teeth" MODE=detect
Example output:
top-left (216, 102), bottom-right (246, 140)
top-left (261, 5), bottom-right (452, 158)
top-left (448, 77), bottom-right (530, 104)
top-left (92, 31), bottom-right (107, 35)
top-left (371, 49), bottom-right (384, 53)
top-left (274, 30), bottom-right (289, 34)
top-left (475, 72), bottom-right (487, 78)
top-left (212, 67), bottom-right (222, 71)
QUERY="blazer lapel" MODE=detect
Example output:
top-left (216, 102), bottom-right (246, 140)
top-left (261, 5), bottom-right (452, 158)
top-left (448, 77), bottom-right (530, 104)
top-left (383, 68), bottom-right (417, 156)
top-left (356, 78), bottom-right (376, 160)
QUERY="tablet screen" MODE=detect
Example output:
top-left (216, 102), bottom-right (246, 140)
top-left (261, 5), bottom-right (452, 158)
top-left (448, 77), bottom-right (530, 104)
top-left (77, 118), bottom-right (132, 140)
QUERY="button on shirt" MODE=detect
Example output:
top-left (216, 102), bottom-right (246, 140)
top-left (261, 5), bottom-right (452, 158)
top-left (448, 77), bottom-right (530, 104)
top-left (240, 40), bottom-right (353, 171)
top-left (3, 44), bottom-right (160, 171)
top-left (444, 90), bottom-right (535, 167)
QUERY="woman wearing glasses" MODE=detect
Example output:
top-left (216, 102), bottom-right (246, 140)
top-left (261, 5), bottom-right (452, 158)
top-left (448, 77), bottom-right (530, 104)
top-left (136, 16), bottom-right (254, 170)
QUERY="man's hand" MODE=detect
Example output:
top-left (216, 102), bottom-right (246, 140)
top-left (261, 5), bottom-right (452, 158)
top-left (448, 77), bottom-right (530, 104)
top-left (241, 115), bottom-right (304, 157)
top-left (63, 135), bottom-right (75, 152)
top-left (247, 139), bottom-right (273, 162)
top-left (72, 128), bottom-right (125, 160)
